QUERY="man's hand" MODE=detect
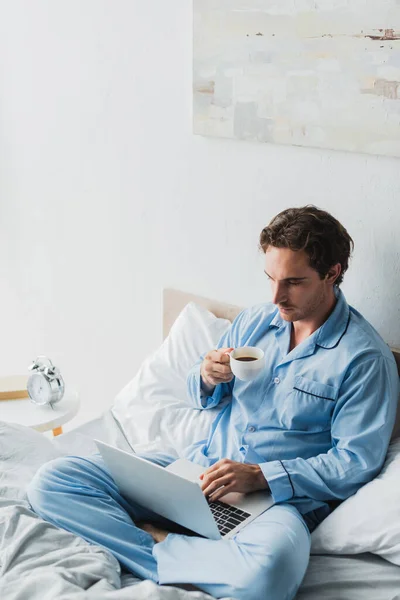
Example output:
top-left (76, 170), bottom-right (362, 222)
top-left (200, 459), bottom-right (269, 502)
top-left (200, 347), bottom-right (234, 392)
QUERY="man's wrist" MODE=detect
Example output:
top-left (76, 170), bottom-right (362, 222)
top-left (255, 465), bottom-right (270, 492)
top-left (200, 373), bottom-right (216, 395)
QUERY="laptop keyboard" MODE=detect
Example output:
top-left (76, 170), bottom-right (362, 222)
top-left (208, 500), bottom-right (251, 536)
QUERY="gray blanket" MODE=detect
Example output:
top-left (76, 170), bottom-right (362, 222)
top-left (0, 421), bottom-right (222, 600)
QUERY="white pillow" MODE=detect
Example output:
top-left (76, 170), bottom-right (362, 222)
top-left (311, 436), bottom-right (400, 565)
top-left (111, 302), bottom-right (231, 458)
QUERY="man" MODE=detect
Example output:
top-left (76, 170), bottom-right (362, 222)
top-left (27, 206), bottom-right (399, 600)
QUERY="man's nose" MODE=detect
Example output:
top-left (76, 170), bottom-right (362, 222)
top-left (271, 282), bottom-right (287, 305)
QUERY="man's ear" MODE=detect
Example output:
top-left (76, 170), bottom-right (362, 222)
top-left (326, 263), bottom-right (341, 284)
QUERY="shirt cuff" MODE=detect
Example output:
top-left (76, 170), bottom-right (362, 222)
top-left (196, 371), bottom-right (223, 409)
top-left (259, 460), bottom-right (294, 503)
top-left (201, 384), bottom-right (225, 409)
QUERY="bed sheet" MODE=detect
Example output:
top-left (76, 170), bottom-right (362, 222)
top-left (298, 553), bottom-right (400, 600)
top-left (50, 408), bottom-right (134, 456)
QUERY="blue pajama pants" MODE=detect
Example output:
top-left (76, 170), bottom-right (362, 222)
top-left (27, 454), bottom-right (311, 600)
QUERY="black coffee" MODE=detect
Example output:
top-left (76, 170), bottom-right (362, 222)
top-left (236, 356), bottom-right (258, 362)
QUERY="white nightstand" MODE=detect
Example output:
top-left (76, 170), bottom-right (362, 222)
top-left (0, 388), bottom-right (80, 436)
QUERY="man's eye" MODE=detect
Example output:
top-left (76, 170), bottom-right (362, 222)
top-left (288, 281), bottom-right (301, 286)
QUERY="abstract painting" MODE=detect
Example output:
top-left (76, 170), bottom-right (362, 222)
top-left (193, 0), bottom-right (400, 158)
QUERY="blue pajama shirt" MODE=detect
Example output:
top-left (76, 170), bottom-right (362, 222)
top-left (27, 288), bottom-right (399, 600)
top-left (185, 287), bottom-right (399, 522)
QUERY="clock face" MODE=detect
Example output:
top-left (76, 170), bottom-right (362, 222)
top-left (27, 373), bottom-right (52, 405)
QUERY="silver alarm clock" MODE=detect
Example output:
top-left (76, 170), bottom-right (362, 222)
top-left (27, 356), bottom-right (65, 406)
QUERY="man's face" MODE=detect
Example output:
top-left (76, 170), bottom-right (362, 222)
top-left (264, 246), bottom-right (330, 322)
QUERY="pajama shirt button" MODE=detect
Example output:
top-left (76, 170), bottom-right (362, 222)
top-left (274, 377), bottom-right (281, 384)
top-left (248, 426), bottom-right (256, 432)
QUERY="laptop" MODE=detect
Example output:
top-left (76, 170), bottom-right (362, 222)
top-left (95, 440), bottom-right (274, 540)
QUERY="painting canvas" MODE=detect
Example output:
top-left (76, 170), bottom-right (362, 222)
top-left (193, 0), bottom-right (400, 158)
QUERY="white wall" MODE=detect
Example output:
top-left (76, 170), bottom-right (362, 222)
top-left (1, 1), bottom-right (399, 429)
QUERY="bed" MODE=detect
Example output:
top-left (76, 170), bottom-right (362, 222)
top-left (1, 288), bottom-right (400, 600)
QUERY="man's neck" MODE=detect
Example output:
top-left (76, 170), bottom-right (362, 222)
top-left (290, 290), bottom-right (338, 351)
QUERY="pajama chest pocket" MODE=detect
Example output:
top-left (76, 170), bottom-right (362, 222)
top-left (280, 375), bottom-right (338, 433)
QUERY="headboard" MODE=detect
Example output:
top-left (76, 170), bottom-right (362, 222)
top-left (163, 287), bottom-right (400, 376)
top-left (162, 288), bottom-right (243, 340)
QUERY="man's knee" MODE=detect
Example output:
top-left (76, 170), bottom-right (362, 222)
top-left (230, 510), bottom-right (311, 600)
top-left (232, 549), bottom-right (305, 600)
top-left (27, 456), bottom-right (82, 514)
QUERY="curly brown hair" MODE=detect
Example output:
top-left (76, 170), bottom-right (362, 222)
top-left (259, 206), bottom-right (354, 286)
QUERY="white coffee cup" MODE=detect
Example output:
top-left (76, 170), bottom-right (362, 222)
top-left (229, 347), bottom-right (265, 381)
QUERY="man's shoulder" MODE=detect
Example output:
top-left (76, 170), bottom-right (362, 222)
top-left (345, 305), bottom-right (395, 363)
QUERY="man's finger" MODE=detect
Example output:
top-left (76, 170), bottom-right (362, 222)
top-left (214, 348), bottom-right (234, 364)
top-left (201, 466), bottom-right (224, 487)
top-left (219, 354), bottom-right (232, 365)
top-left (201, 461), bottom-right (225, 481)
top-left (209, 482), bottom-right (236, 502)
top-left (202, 474), bottom-right (232, 498)
top-left (210, 363), bottom-right (232, 376)
top-left (200, 462), bottom-right (229, 488)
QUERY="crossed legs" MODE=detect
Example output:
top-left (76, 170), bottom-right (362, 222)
top-left (27, 454), bottom-right (311, 600)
